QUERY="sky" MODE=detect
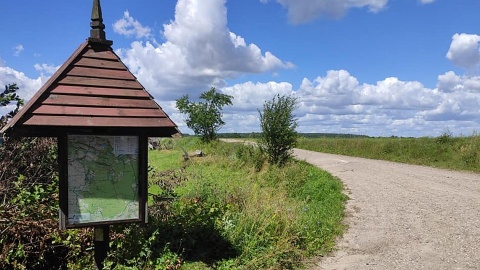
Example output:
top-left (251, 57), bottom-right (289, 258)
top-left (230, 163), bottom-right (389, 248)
top-left (1, 0), bottom-right (480, 137)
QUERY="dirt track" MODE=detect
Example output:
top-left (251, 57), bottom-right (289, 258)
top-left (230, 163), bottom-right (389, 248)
top-left (293, 149), bottom-right (480, 270)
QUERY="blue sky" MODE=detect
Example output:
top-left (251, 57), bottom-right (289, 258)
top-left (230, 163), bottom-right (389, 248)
top-left (1, 0), bottom-right (480, 137)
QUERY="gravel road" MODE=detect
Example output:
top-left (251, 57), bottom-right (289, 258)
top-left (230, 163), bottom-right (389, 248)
top-left (293, 149), bottom-right (480, 270)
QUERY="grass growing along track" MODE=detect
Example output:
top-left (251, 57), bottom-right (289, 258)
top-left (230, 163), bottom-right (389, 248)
top-left (135, 138), bottom-right (347, 269)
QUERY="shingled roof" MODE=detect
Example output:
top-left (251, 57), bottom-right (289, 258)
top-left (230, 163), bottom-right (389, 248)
top-left (1, 0), bottom-right (179, 137)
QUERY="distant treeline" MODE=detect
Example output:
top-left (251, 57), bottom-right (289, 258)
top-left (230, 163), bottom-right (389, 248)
top-left (215, 133), bottom-right (370, 139)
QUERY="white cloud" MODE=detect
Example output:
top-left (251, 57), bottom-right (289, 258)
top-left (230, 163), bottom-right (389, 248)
top-left (295, 70), bottom-right (437, 114)
top-left (177, 81), bottom-right (294, 133)
top-left (262, 0), bottom-right (388, 24)
top-left (429, 71), bottom-right (480, 122)
top-left (116, 0), bottom-right (292, 101)
top-left (262, 0), bottom-right (437, 24)
top-left (113, 11), bottom-right (153, 39)
top-left (0, 66), bottom-right (45, 118)
top-left (34, 63), bottom-right (59, 76)
top-left (216, 70), bottom-right (479, 137)
top-left (0, 67), bottom-right (43, 100)
top-left (222, 81), bottom-right (294, 112)
top-left (446, 33), bottom-right (480, 73)
top-left (13, 44), bottom-right (24, 57)
top-left (437, 71), bottom-right (480, 93)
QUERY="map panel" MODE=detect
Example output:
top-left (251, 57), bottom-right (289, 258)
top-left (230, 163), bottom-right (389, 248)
top-left (67, 135), bottom-right (140, 225)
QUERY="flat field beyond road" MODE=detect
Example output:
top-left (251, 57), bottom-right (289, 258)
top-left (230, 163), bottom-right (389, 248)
top-left (293, 149), bottom-right (480, 270)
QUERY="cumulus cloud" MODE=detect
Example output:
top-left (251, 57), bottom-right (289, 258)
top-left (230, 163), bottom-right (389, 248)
top-left (434, 72), bottom-right (480, 122)
top-left (218, 81), bottom-right (294, 132)
top-left (34, 63), bottom-right (60, 76)
top-left (436, 71), bottom-right (480, 94)
top-left (113, 11), bottom-right (153, 39)
top-left (261, 0), bottom-right (388, 24)
top-left (0, 65), bottom-right (45, 118)
top-left (262, 0), bottom-right (437, 24)
top-left (295, 70), bottom-right (437, 114)
top-left (0, 67), bottom-right (44, 100)
top-left (446, 33), bottom-right (480, 73)
top-left (116, 0), bottom-right (292, 100)
top-left (218, 70), bottom-right (479, 137)
top-left (13, 44), bottom-right (24, 57)
top-left (222, 81), bottom-right (294, 112)
top-left (0, 57), bottom-right (36, 100)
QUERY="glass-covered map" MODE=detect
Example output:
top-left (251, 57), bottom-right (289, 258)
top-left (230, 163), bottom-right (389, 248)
top-left (67, 135), bottom-right (140, 225)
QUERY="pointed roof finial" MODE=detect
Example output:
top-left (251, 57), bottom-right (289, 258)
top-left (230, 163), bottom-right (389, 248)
top-left (89, 0), bottom-right (113, 44)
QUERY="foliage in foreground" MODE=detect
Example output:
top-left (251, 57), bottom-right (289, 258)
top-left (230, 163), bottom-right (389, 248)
top-left (1, 84), bottom-right (93, 269)
top-left (176, 87), bottom-right (233, 142)
top-left (0, 137), bottom-right (346, 269)
top-left (297, 133), bottom-right (480, 173)
top-left (259, 94), bottom-right (299, 167)
top-left (0, 137), bottom-right (93, 270)
top-left (104, 138), bottom-right (346, 269)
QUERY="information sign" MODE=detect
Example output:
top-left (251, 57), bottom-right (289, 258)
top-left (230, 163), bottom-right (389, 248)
top-left (60, 135), bottom-right (145, 228)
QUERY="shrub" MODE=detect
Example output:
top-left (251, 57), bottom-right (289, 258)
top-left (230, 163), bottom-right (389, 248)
top-left (0, 137), bottom-right (93, 269)
top-left (1, 84), bottom-right (92, 269)
top-left (259, 94), bottom-right (299, 167)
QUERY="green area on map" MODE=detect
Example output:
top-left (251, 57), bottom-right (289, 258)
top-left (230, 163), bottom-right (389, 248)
top-left (67, 135), bottom-right (139, 224)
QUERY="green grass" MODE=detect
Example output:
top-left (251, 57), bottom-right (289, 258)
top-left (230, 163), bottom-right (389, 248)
top-left (297, 134), bottom-right (480, 173)
top-left (148, 149), bottom-right (184, 171)
top-left (105, 137), bottom-right (346, 269)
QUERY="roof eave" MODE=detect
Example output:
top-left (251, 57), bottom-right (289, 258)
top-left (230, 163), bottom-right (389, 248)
top-left (1, 42), bottom-right (90, 137)
top-left (3, 125), bottom-right (181, 138)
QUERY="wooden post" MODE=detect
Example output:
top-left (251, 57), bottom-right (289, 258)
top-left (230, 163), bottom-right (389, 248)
top-left (94, 225), bottom-right (110, 269)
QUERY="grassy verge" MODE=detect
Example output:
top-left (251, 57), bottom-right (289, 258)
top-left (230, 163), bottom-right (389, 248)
top-left (104, 138), bottom-right (346, 269)
top-left (297, 134), bottom-right (480, 173)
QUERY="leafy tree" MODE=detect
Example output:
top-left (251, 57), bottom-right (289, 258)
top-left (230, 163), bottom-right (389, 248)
top-left (176, 87), bottom-right (233, 142)
top-left (1, 83), bottom-right (24, 129)
top-left (259, 94), bottom-right (298, 167)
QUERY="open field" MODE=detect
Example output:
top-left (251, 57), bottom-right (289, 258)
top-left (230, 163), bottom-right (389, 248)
top-left (296, 135), bottom-right (480, 173)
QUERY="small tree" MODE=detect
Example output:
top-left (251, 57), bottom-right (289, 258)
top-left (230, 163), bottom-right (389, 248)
top-left (1, 83), bottom-right (24, 129)
top-left (259, 94), bottom-right (298, 166)
top-left (176, 87), bottom-right (233, 142)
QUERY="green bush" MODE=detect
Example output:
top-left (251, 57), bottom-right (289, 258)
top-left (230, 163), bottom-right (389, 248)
top-left (259, 94), bottom-right (299, 167)
top-left (0, 138), bottom-right (93, 270)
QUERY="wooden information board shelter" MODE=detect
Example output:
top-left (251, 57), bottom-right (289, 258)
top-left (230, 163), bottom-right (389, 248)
top-left (1, 0), bottom-right (179, 268)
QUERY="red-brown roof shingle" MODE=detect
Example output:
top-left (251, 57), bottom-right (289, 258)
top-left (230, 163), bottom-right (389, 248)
top-left (1, 41), bottom-right (179, 137)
